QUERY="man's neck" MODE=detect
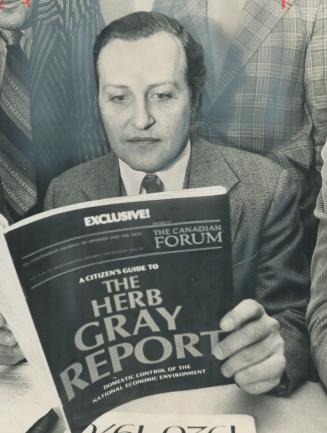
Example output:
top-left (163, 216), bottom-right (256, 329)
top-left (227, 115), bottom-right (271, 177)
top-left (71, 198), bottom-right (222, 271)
top-left (119, 140), bottom-right (191, 196)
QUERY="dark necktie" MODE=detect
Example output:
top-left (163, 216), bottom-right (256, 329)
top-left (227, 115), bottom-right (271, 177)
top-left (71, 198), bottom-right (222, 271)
top-left (140, 174), bottom-right (164, 194)
top-left (0, 30), bottom-right (36, 220)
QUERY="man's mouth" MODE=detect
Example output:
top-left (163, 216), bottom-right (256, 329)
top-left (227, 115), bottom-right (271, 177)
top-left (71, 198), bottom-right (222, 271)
top-left (127, 137), bottom-right (161, 143)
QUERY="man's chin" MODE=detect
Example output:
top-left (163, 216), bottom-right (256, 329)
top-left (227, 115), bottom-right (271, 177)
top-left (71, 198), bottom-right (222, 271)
top-left (129, 163), bottom-right (164, 173)
top-left (121, 155), bottom-right (169, 173)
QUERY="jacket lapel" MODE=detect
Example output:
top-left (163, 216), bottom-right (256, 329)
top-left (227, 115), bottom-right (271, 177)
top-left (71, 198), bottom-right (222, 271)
top-left (211, 0), bottom-right (298, 103)
top-left (80, 153), bottom-right (121, 201)
top-left (188, 137), bottom-right (243, 243)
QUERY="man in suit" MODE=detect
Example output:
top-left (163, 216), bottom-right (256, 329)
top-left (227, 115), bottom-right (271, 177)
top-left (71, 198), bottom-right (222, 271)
top-left (0, 0), bottom-right (110, 219)
top-left (0, 0), bottom-right (37, 221)
top-left (45, 12), bottom-right (310, 395)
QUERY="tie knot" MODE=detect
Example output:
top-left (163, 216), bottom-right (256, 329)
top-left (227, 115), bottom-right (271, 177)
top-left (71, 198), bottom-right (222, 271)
top-left (140, 174), bottom-right (164, 194)
top-left (0, 30), bottom-right (22, 47)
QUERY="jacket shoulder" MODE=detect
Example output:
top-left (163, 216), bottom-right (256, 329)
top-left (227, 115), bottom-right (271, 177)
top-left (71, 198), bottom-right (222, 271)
top-left (45, 152), bottom-right (115, 209)
top-left (53, 153), bottom-right (113, 186)
top-left (196, 136), bottom-right (285, 186)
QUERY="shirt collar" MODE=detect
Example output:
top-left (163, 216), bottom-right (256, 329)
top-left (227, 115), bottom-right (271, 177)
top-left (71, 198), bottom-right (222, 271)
top-left (119, 140), bottom-right (191, 196)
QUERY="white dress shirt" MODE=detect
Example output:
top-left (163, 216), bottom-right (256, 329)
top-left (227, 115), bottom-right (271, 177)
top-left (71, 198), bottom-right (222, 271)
top-left (119, 140), bottom-right (191, 196)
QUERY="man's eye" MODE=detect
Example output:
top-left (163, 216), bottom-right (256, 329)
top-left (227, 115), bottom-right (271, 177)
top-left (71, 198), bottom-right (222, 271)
top-left (110, 95), bottom-right (130, 103)
top-left (149, 92), bottom-right (173, 101)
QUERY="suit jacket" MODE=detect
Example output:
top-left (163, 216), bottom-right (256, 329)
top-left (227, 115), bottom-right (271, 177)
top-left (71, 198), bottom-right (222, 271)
top-left (45, 136), bottom-right (310, 393)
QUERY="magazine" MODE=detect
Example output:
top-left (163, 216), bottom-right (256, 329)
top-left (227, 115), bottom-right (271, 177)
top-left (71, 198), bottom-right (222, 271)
top-left (0, 186), bottom-right (234, 433)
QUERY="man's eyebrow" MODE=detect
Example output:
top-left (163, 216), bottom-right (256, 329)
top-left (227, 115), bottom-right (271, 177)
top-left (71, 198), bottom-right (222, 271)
top-left (102, 84), bottom-right (130, 91)
top-left (148, 81), bottom-right (179, 90)
top-left (101, 82), bottom-right (180, 91)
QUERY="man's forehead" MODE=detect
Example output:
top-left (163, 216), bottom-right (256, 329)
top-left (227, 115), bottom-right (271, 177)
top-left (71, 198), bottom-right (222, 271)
top-left (98, 31), bottom-right (187, 86)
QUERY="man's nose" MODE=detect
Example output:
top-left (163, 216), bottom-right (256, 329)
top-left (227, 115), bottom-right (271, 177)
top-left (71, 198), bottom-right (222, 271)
top-left (133, 99), bottom-right (155, 130)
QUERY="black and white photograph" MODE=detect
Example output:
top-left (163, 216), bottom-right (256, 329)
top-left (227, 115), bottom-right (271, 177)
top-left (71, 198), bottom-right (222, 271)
top-left (0, 1), bottom-right (326, 432)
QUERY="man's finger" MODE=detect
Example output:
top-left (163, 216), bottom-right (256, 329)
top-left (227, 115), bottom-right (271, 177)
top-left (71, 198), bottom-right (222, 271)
top-left (215, 314), bottom-right (280, 360)
top-left (0, 328), bottom-right (17, 346)
top-left (234, 351), bottom-right (286, 393)
top-left (220, 299), bottom-right (264, 332)
top-left (220, 331), bottom-right (284, 378)
top-left (0, 344), bottom-right (24, 366)
top-left (237, 379), bottom-right (282, 395)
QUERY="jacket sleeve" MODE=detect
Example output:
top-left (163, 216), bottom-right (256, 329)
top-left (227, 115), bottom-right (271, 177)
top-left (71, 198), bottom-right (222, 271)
top-left (255, 169), bottom-right (311, 393)
top-left (307, 192), bottom-right (327, 388)
top-left (43, 178), bottom-right (56, 211)
top-left (307, 142), bottom-right (327, 388)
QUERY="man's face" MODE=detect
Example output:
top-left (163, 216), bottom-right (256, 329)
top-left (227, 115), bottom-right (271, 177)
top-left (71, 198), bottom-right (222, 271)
top-left (0, 0), bottom-right (34, 31)
top-left (97, 31), bottom-right (193, 172)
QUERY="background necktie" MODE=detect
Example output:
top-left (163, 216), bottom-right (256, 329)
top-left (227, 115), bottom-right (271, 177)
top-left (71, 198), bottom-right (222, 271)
top-left (140, 174), bottom-right (164, 194)
top-left (0, 30), bottom-right (36, 220)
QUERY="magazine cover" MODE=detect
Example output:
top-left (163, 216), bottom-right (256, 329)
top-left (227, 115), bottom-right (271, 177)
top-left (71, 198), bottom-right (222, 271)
top-left (3, 187), bottom-right (233, 432)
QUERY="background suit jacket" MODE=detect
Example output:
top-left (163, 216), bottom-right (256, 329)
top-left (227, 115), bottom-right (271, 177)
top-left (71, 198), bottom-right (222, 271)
top-left (45, 136), bottom-right (311, 393)
top-left (152, 0), bottom-right (327, 255)
top-left (29, 0), bottom-right (107, 202)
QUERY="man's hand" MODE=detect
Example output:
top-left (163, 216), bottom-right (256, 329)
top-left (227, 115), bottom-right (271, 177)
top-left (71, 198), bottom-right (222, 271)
top-left (215, 299), bottom-right (286, 394)
top-left (0, 313), bottom-right (24, 365)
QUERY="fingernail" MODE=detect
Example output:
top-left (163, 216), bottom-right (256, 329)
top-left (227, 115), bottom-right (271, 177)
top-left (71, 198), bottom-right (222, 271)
top-left (13, 345), bottom-right (22, 354)
top-left (220, 316), bottom-right (234, 331)
top-left (215, 345), bottom-right (224, 360)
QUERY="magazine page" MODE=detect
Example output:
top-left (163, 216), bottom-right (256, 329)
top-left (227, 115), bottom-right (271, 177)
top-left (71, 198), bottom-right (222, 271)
top-left (4, 187), bottom-right (233, 433)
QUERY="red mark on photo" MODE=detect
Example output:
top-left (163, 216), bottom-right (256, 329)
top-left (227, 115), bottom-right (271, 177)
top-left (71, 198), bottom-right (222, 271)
top-left (282, 0), bottom-right (293, 9)
top-left (0, 0), bottom-right (30, 6)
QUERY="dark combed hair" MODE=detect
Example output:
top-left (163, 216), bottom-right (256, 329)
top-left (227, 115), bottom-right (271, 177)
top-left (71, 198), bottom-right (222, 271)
top-left (93, 11), bottom-right (207, 105)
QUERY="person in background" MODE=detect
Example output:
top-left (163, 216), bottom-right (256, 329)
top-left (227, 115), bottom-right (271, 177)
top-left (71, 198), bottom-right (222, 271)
top-left (104, 0), bottom-right (327, 259)
top-left (0, 0), bottom-right (37, 221)
top-left (0, 0), bottom-right (110, 220)
top-left (0, 0), bottom-right (35, 365)
top-left (307, 142), bottom-right (327, 388)
top-left (45, 11), bottom-right (310, 395)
